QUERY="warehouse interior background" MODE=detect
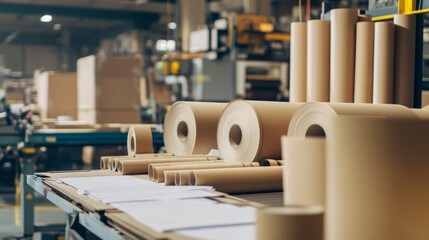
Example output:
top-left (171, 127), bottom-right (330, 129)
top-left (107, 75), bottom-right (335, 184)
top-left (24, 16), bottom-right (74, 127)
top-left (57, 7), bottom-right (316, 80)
top-left (2, 0), bottom-right (429, 239)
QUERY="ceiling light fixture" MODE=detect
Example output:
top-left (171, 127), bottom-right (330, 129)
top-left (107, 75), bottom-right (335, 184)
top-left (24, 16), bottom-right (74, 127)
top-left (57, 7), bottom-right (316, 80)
top-left (168, 22), bottom-right (177, 30)
top-left (40, 15), bottom-right (53, 23)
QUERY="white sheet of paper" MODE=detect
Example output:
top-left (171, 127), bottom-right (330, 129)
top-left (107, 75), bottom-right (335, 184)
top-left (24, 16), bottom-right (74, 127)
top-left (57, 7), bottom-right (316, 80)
top-left (58, 176), bottom-right (215, 203)
top-left (112, 199), bottom-right (256, 232)
top-left (175, 224), bottom-right (256, 240)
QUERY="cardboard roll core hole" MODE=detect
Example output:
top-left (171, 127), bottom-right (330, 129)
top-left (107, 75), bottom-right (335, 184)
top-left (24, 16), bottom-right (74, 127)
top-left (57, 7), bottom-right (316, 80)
top-left (177, 121), bottom-right (188, 142)
top-left (229, 124), bottom-right (242, 148)
top-left (306, 124), bottom-right (326, 137)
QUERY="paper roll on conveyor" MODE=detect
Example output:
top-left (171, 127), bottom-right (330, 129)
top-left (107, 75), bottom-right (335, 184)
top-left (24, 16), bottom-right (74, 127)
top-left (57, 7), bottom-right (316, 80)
top-left (217, 100), bottom-right (303, 163)
top-left (118, 156), bottom-right (219, 175)
top-left (189, 166), bottom-right (283, 193)
top-left (127, 125), bottom-right (153, 156)
top-left (164, 101), bottom-right (227, 155)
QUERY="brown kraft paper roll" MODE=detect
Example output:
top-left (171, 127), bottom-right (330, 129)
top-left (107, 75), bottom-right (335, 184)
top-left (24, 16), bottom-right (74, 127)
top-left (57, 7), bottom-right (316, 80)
top-left (189, 166), bottom-right (283, 194)
top-left (100, 153), bottom-right (174, 170)
top-left (373, 22), bottom-right (395, 104)
top-left (330, 8), bottom-right (358, 102)
top-left (307, 20), bottom-right (330, 102)
top-left (394, 14), bottom-right (416, 107)
top-left (290, 22), bottom-right (307, 102)
top-left (282, 137), bottom-right (325, 206)
top-left (288, 102), bottom-right (418, 138)
top-left (151, 162), bottom-right (258, 183)
top-left (326, 117), bottom-right (429, 240)
top-left (256, 206), bottom-right (324, 240)
top-left (354, 21), bottom-right (374, 103)
top-left (217, 100), bottom-right (303, 163)
top-left (127, 125), bottom-right (153, 156)
top-left (172, 162), bottom-right (260, 186)
top-left (110, 153), bottom-right (177, 172)
top-left (118, 156), bottom-right (219, 175)
top-left (164, 101), bottom-right (227, 155)
top-left (260, 159), bottom-right (284, 166)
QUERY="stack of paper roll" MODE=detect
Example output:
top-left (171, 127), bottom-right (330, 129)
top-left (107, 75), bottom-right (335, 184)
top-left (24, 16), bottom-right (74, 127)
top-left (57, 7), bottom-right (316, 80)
top-left (289, 9), bottom-right (417, 107)
top-left (163, 101), bottom-right (227, 155)
top-left (283, 102), bottom-right (429, 239)
top-left (217, 100), bottom-right (302, 163)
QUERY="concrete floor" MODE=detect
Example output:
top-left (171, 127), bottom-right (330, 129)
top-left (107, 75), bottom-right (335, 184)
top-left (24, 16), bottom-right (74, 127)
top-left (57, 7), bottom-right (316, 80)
top-left (0, 188), bottom-right (66, 240)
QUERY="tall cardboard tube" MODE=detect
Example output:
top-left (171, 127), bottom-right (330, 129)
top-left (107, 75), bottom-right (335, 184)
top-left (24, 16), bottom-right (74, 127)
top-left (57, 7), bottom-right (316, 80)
top-left (373, 22), bottom-right (395, 104)
top-left (150, 161), bottom-right (244, 183)
top-left (164, 101), bottom-right (227, 155)
top-left (354, 21), bottom-right (375, 103)
top-left (127, 125), bottom-right (153, 156)
top-left (189, 167), bottom-right (283, 194)
top-left (307, 20), bottom-right (330, 102)
top-left (290, 22), bottom-right (307, 103)
top-left (282, 137), bottom-right (325, 206)
top-left (394, 14), bottom-right (416, 107)
top-left (217, 100), bottom-right (303, 162)
top-left (256, 206), bottom-right (324, 240)
top-left (118, 156), bottom-right (219, 175)
top-left (330, 8), bottom-right (358, 103)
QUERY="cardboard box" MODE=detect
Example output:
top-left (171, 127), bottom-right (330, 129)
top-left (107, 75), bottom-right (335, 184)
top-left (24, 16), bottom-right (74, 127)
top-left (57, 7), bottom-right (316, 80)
top-left (37, 71), bottom-right (77, 119)
top-left (422, 90), bottom-right (429, 107)
top-left (78, 109), bottom-right (141, 124)
top-left (77, 55), bottom-right (141, 110)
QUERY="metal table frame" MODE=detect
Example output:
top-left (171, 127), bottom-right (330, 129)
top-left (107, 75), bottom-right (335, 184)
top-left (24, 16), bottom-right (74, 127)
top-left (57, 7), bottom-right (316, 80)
top-left (0, 130), bottom-right (163, 237)
top-left (26, 175), bottom-right (124, 240)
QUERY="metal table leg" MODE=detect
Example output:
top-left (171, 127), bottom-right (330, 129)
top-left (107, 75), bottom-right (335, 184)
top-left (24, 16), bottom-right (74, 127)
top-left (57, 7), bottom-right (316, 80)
top-left (20, 152), bottom-right (35, 236)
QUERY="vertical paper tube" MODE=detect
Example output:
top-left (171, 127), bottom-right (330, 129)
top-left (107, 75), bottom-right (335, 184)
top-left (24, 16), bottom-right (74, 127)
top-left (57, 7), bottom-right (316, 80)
top-left (256, 206), bottom-right (324, 240)
top-left (394, 14), bottom-right (416, 107)
top-left (282, 136), bottom-right (325, 206)
top-left (307, 20), bottom-right (330, 102)
top-left (290, 22), bottom-right (307, 102)
top-left (354, 21), bottom-right (375, 103)
top-left (330, 8), bottom-right (358, 103)
top-left (373, 22), bottom-right (395, 104)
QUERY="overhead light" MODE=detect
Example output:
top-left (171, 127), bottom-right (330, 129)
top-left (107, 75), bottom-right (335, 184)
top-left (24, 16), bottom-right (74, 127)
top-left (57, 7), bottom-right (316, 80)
top-left (168, 22), bottom-right (177, 30)
top-left (53, 23), bottom-right (62, 31)
top-left (40, 15), bottom-right (52, 23)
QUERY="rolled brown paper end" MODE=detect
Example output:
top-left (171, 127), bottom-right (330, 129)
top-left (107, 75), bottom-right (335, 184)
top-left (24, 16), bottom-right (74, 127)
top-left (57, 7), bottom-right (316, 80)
top-left (190, 167), bottom-right (283, 193)
top-left (217, 100), bottom-right (303, 163)
top-left (164, 102), bottom-right (227, 155)
top-left (127, 125), bottom-right (153, 156)
top-left (256, 206), bottom-right (324, 240)
top-left (100, 157), bottom-right (108, 169)
top-left (148, 164), bottom-right (156, 181)
top-left (164, 171), bottom-right (177, 185)
top-left (176, 171), bottom-right (192, 186)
